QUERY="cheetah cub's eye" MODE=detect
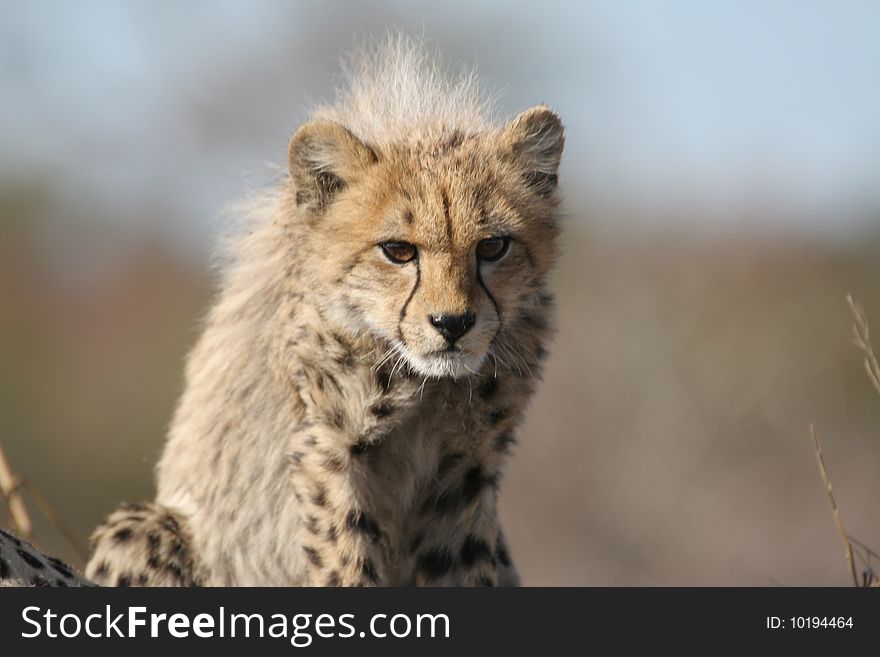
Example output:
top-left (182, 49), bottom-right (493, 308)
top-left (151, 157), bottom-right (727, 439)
top-left (380, 241), bottom-right (418, 264)
top-left (476, 237), bottom-right (510, 262)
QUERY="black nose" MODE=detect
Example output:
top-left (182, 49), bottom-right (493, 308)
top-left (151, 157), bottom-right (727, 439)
top-left (429, 312), bottom-right (476, 343)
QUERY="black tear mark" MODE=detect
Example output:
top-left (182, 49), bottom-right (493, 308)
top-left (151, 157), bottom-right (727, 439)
top-left (416, 547), bottom-right (456, 580)
top-left (396, 256), bottom-right (421, 346)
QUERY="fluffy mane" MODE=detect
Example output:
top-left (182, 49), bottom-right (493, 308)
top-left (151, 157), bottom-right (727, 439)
top-left (311, 35), bottom-right (499, 144)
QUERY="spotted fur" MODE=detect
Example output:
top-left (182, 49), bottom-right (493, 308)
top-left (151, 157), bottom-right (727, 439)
top-left (86, 36), bottom-right (563, 587)
top-left (85, 503), bottom-right (200, 586)
top-left (0, 528), bottom-right (94, 587)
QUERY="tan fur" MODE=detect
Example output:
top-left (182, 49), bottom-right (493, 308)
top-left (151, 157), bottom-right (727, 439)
top-left (85, 37), bottom-right (564, 587)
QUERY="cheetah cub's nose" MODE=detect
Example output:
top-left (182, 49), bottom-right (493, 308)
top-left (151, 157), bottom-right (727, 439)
top-left (429, 312), bottom-right (476, 343)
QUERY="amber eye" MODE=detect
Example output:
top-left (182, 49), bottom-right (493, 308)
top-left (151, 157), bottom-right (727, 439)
top-left (380, 241), bottom-right (418, 264)
top-left (476, 237), bottom-right (510, 262)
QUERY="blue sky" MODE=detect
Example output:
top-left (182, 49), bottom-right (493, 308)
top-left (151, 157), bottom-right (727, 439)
top-left (2, 1), bottom-right (879, 240)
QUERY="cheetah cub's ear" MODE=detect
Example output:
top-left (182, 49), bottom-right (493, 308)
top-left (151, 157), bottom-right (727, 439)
top-left (498, 105), bottom-right (565, 197)
top-left (288, 120), bottom-right (377, 211)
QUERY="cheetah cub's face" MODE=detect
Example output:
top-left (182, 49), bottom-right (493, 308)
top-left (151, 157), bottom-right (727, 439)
top-left (289, 106), bottom-right (564, 379)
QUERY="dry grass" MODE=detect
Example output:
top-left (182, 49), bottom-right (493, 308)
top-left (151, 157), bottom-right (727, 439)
top-left (848, 294), bottom-right (880, 400)
top-left (0, 440), bottom-right (88, 560)
top-left (0, 440), bottom-right (33, 539)
top-left (810, 425), bottom-right (858, 586)
top-left (809, 295), bottom-right (880, 587)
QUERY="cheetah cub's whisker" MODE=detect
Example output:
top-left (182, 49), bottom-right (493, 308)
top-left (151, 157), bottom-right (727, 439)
top-left (86, 35), bottom-right (564, 587)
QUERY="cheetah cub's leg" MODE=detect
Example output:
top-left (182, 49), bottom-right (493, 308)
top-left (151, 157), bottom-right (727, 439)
top-left (85, 502), bottom-right (201, 586)
top-left (412, 463), bottom-right (509, 587)
top-left (290, 423), bottom-right (389, 587)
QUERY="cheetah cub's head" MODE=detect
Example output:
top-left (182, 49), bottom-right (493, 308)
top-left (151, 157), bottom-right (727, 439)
top-left (289, 106), bottom-right (564, 379)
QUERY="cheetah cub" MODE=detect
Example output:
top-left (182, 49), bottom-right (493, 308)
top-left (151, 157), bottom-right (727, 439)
top-left (86, 38), bottom-right (564, 587)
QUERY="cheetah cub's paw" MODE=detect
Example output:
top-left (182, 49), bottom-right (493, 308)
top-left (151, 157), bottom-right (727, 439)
top-left (86, 502), bottom-right (201, 587)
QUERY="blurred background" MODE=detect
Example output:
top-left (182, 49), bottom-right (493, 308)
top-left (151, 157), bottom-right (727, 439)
top-left (2, 0), bottom-right (879, 585)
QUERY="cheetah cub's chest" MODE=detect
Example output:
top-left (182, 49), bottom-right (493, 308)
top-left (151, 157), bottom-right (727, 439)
top-left (290, 367), bottom-right (524, 587)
